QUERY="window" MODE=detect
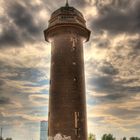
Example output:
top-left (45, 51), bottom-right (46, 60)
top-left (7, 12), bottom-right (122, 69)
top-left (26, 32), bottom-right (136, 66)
top-left (72, 47), bottom-right (76, 51)
top-left (74, 112), bottom-right (80, 137)
top-left (72, 62), bottom-right (76, 65)
top-left (73, 78), bottom-right (77, 82)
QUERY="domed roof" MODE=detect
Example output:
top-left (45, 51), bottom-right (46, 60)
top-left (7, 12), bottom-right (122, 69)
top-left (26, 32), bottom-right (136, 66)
top-left (44, 2), bottom-right (91, 42)
top-left (48, 2), bottom-right (86, 28)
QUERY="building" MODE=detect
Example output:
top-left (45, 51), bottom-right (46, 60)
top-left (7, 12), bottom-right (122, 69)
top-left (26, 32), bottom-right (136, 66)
top-left (44, 1), bottom-right (90, 140)
top-left (40, 121), bottom-right (48, 140)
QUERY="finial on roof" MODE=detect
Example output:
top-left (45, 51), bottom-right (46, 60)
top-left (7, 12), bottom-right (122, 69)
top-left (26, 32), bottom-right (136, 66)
top-left (65, 0), bottom-right (69, 7)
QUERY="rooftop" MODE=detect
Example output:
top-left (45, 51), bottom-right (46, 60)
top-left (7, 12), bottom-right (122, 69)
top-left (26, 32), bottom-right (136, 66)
top-left (48, 2), bottom-right (86, 28)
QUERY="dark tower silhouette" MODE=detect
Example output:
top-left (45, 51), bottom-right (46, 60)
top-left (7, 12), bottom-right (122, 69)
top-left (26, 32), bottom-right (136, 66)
top-left (44, 1), bottom-right (90, 140)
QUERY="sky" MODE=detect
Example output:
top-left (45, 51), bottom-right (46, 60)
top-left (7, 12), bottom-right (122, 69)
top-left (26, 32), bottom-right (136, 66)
top-left (0, 0), bottom-right (140, 140)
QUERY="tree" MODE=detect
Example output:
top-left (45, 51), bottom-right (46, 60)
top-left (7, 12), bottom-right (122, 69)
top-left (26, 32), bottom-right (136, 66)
top-left (123, 137), bottom-right (127, 140)
top-left (102, 134), bottom-right (116, 140)
top-left (130, 137), bottom-right (140, 140)
top-left (88, 133), bottom-right (96, 140)
top-left (5, 138), bottom-right (12, 140)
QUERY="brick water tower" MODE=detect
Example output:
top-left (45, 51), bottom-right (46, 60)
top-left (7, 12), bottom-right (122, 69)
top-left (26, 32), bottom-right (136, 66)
top-left (44, 1), bottom-right (90, 140)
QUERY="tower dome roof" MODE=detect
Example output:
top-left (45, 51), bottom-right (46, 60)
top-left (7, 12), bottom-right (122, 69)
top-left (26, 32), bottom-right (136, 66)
top-left (48, 4), bottom-right (86, 28)
top-left (44, 2), bottom-right (91, 42)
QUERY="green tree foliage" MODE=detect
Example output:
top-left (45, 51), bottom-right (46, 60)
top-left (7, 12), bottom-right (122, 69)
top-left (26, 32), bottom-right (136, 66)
top-left (123, 137), bottom-right (127, 140)
top-left (88, 133), bottom-right (96, 140)
top-left (102, 134), bottom-right (116, 140)
top-left (130, 137), bottom-right (140, 140)
top-left (0, 137), bottom-right (12, 140)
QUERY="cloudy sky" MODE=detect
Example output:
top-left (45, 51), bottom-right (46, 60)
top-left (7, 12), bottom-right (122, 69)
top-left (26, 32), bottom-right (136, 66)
top-left (0, 0), bottom-right (140, 140)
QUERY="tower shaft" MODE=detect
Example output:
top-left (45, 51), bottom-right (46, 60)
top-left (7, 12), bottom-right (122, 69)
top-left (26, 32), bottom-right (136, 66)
top-left (44, 4), bottom-right (90, 140)
top-left (48, 27), bottom-right (87, 139)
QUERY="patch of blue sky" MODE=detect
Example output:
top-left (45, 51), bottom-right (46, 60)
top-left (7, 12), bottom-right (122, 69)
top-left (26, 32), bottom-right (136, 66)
top-left (39, 79), bottom-right (49, 85)
top-left (24, 79), bottom-right (49, 87)
top-left (87, 97), bottom-right (97, 106)
top-left (40, 89), bottom-right (49, 94)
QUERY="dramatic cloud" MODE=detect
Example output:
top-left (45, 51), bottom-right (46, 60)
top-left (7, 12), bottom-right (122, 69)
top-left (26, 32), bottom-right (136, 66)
top-left (0, 0), bottom-right (140, 140)
top-left (0, 24), bottom-right (22, 47)
top-left (0, 0), bottom-right (48, 47)
top-left (0, 97), bottom-right (12, 105)
top-left (92, 0), bottom-right (140, 35)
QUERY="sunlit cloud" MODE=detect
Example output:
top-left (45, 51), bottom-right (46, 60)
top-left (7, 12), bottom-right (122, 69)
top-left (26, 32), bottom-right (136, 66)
top-left (0, 0), bottom-right (140, 140)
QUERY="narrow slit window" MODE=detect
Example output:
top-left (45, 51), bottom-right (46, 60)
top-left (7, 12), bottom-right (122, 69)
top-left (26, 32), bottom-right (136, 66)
top-left (74, 112), bottom-right (80, 137)
top-left (72, 62), bottom-right (76, 65)
top-left (73, 78), bottom-right (77, 82)
top-left (72, 47), bottom-right (76, 51)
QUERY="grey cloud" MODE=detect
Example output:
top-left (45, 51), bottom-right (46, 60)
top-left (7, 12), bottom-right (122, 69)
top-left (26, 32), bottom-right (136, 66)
top-left (92, 0), bottom-right (140, 35)
top-left (95, 0), bottom-right (132, 12)
top-left (90, 35), bottom-right (110, 49)
top-left (0, 97), bottom-right (12, 105)
top-left (0, 60), bottom-right (45, 83)
top-left (0, 113), bottom-right (33, 126)
top-left (7, 2), bottom-right (40, 36)
top-left (106, 107), bottom-right (140, 119)
top-left (88, 75), bottom-right (140, 102)
top-left (96, 39), bottom-right (110, 49)
top-left (0, 1), bottom-right (44, 48)
top-left (88, 116), bottom-right (105, 124)
top-left (127, 124), bottom-right (140, 130)
top-left (0, 24), bottom-right (22, 47)
top-left (71, 0), bottom-right (89, 8)
top-left (99, 61), bottom-right (119, 75)
top-left (21, 106), bottom-right (48, 116)
top-left (127, 39), bottom-right (140, 50)
top-left (0, 80), bottom-right (5, 87)
top-left (0, 80), bottom-right (5, 93)
top-left (7, 68), bottom-right (44, 82)
top-left (133, 106), bottom-right (140, 111)
top-left (90, 93), bottom-right (131, 105)
top-left (86, 36), bottom-right (140, 103)
top-left (86, 60), bottom-right (118, 76)
top-left (32, 97), bottom-right (48, 102)
top-left (90, 76), bottom-right (113, 91)
top-left (104, 93), bottom-right (127, 100)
